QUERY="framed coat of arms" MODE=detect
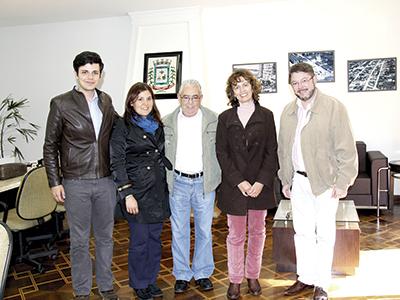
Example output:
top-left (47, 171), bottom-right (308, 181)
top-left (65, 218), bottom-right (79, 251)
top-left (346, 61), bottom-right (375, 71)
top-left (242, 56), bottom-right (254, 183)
top-left (143, 51), bottom-right (183, 99)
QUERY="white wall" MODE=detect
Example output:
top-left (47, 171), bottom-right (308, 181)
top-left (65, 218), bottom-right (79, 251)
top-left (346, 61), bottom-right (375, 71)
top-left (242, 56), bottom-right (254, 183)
top-left (0, 0), bottom-right (399, 191)
top-left (0, 16), bottom-right (131, 161)
top-left (125, 7), bottom-right (205, 116)
top-left (201, 0), bottom-right (400, 158)
top-left (125, 0), bottom-right (400, 191)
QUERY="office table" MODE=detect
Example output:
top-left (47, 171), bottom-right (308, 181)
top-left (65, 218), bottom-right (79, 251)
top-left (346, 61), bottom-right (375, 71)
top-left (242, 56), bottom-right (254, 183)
top-left (0, 175), bottom-right (24, 193)
top-left (272, 200), bottom-right (360, 275)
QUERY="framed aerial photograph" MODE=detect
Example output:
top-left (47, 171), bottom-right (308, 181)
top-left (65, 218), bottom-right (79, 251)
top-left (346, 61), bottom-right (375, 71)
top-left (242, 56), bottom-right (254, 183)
top-left (143, 51), bottom-right (182, 99)
top-left (288, 50), bottom-right (335, 82)
top-left (232, 62), bottom-right (277, 93)
top-left (347, 57), bottom-right (397, 92)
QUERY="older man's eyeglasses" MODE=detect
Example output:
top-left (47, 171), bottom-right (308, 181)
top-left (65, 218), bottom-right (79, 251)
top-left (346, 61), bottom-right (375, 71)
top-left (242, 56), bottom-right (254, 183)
top-left (181, 95), bottom-right (201, 103)
top-left (290, 76), bottom-right (314, 88)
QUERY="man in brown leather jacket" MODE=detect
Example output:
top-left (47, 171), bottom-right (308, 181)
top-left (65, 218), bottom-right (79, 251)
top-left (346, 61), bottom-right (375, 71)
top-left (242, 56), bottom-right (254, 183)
top-left (43, 51), bottom-right (118, 300)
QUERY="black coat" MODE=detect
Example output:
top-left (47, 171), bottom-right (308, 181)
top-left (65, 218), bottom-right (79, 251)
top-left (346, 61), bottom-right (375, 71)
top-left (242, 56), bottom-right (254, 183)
top-left (216, 103), bottom-right (278, 215)
top-left (110, 117), bottom-right (170, 223)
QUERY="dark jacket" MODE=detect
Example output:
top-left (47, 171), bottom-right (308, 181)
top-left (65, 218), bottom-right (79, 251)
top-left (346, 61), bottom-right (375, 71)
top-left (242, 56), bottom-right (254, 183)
top-left (110, 117), bottom-right (170, 223)
top-left (43, 88), bottom-right (115, 187)
top-left (216, 103), bottom-right (278, 215)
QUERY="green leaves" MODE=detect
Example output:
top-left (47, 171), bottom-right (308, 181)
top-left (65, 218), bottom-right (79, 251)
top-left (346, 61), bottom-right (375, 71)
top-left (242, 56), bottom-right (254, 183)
top-left (0, 95), bottom-right (39, 161)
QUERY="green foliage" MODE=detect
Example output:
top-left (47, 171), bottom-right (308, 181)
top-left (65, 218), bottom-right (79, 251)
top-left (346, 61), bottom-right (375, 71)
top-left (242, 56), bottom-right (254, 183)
top-left (0, 95), bottom-right (40, 160)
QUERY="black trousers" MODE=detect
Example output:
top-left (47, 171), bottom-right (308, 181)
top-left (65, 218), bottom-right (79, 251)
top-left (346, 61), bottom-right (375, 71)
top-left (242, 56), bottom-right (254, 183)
top-left (128, 221), bottom-right (163, 288)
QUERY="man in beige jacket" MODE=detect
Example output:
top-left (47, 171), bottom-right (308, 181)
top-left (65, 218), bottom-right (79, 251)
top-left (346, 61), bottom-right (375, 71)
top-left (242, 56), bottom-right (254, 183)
top-left (278, 62), bottom-right (358, 300)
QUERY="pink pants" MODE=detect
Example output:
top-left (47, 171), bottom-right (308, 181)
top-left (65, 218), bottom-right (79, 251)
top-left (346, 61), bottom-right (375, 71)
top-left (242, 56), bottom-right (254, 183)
top-left (227, 210), bottom-right (267, 283)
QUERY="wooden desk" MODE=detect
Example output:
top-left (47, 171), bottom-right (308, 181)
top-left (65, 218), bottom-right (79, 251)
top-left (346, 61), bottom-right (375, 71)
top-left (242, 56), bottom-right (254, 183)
top-left (272, 200), bottom-right (360, 275)
top-left (0, 175), bottom-right (24, 213)
top-left (0, 175), bottom-right (24, 193)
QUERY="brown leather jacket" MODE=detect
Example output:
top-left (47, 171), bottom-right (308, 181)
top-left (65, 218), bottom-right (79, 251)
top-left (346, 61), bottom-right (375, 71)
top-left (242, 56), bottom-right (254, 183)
top-left (43, 88), bottom-right (116, 187)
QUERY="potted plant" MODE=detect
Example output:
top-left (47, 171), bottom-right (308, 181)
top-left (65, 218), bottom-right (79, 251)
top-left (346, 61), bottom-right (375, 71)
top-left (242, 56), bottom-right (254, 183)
top-left (0, 95), bottom-right (40, 162)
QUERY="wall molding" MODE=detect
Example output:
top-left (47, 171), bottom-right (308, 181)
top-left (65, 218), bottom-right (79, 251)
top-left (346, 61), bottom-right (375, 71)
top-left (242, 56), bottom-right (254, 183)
top-left (125, 7), bottom-right (204, 97)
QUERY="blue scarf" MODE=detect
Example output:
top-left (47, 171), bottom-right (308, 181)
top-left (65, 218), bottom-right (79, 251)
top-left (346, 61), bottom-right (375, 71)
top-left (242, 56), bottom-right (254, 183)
top-left (131, 114), bottom-right (159, 135)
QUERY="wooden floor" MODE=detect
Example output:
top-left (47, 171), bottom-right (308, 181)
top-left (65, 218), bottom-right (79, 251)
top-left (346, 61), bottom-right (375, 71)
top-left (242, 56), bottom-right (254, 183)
top-left (4, 199), bottom-right (400, 300)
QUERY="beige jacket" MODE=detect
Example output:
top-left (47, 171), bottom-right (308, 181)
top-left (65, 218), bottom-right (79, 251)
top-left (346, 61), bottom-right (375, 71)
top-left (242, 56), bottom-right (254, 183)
top-left (278, 89), bottom-right (358, 196)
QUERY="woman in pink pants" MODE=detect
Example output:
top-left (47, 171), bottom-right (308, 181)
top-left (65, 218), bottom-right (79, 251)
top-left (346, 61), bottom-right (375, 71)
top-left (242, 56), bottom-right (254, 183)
top-left (216, 69), bottom-right (278, 299)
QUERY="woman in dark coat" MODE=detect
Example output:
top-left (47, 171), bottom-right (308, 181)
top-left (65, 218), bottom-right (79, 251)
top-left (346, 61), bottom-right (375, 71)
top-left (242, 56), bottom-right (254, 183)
top-left (110, 82), bottom-right (171, 300)
top-left (216, 69), bottom-right (278, 299)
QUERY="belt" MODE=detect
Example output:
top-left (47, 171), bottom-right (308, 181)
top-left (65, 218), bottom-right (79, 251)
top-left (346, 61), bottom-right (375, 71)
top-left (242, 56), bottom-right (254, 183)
top-left (174, 169), bottom-right (203, 179)
top-left (296, 170), bottom-right (308, 177)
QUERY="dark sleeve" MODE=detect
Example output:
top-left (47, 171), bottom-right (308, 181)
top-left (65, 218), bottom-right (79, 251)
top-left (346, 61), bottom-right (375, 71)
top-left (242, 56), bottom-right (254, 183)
top-left (216, 113), bottom-right (245, 187)
top-left (43, 99), bottom-right (63, 187)
top-left (256, 110), bottom-right (279, 189)
top-left (109, 118), bottom-right (134, 199)
top-left (159, 128), bottom-right (172, 170)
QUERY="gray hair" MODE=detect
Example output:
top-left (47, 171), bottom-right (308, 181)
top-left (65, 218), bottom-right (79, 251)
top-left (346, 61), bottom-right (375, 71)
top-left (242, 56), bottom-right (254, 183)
top-left (178, 79), bottom-right (203, 96)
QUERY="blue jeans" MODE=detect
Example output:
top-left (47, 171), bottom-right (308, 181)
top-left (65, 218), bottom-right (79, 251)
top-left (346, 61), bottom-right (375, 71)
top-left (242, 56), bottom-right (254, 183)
top-left (169, 173), bottom-right (215, 281)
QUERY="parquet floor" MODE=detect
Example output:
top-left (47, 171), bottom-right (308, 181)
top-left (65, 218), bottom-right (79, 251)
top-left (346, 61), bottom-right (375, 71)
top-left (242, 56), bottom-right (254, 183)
top-left (3, 200), bottom-right (400, 300)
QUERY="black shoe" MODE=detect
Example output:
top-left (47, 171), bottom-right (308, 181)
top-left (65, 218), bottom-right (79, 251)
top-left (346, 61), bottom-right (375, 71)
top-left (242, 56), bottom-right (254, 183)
top-left (247, 278), bottom-right (262, 296)
top-left (99, 289), bottom-right (119, 300)
top-left (195, 278), bottom-right (213, 291)
top-left (134, 288), bottom-right (153, 300)
top-left (284, 280), bottom-right (314, 296)
top-left (148, 283), bottom-right (163, 298)
top-left (174, 280), bottom-right (189, 294)
top-left (227, 283), bottom-right (240, 300)
top-left (74, 296), bottom-right (89, 300)
top-left (313, 286), bottom-right (328, 300)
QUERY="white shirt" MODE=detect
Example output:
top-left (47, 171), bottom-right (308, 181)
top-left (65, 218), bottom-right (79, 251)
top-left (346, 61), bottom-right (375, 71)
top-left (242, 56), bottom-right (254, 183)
top-left (292, 96), bottom-right (315, 172)
top-left (76, 86), bottom-right (103, 140)
top-left (175, 109), bottom-right (203, 174)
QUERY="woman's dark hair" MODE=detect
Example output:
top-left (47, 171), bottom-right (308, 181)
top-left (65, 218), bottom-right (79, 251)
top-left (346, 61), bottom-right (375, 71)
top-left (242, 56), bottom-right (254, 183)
top-left (73, 51), bottom-right (104, 74)
top-left (288, 62), bottom-right (315, 83)
top-left (225, 69), bottom-right (261, 107)
top-left (123, 82), bottom-right (163, 125)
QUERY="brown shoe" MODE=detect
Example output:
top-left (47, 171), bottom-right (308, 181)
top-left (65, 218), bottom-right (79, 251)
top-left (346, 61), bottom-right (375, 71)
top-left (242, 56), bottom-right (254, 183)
top-left (284, 280), bottom-right (314, 296)
top-left (227, 283), bottom-right (240, 300)
top-left (247, 279), bottom-right (262, 296)
top-left (313, 286), bottom-right (328, 300)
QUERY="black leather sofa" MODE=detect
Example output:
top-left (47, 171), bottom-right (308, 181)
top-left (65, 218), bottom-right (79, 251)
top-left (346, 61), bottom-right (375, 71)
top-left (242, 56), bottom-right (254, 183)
top-left (345, 141), bottom-right (390, 210)
top-left (275, 141), bottom-right (390, 211)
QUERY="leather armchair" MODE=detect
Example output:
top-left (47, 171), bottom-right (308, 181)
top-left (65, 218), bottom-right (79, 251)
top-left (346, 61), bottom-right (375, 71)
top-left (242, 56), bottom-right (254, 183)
top-left (345, 141), bottom-right (390, 209)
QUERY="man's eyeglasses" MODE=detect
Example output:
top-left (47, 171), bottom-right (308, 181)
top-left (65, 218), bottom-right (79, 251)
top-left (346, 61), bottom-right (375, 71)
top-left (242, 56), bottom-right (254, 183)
top-left (181, 95), bottom-right (201, 103)
top-left (290, 76), bottom-right (314, 88)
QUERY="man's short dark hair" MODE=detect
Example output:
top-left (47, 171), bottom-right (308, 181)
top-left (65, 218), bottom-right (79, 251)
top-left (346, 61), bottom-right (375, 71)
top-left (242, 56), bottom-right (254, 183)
top-left (288, 62), bottom-right (315, 83)
top-left (73, 51), bottom-right (104, 74)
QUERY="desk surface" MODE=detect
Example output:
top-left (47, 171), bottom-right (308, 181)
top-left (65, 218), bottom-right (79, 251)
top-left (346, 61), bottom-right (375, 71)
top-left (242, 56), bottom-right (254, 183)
top-left (274, 199), bottom-right (360, 222)
top-left (0, 175), bottom-right (24, 193)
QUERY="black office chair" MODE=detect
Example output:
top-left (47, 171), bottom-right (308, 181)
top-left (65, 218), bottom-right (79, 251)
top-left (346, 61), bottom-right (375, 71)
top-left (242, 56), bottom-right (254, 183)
top-left (0, 201), bottom-right (7, 223)
top-left (0, 221), bottom-right (13, 299)
top-left (2, 166), bottom-right (58, 273)
top-left (34, 159), bottom-right (69, 241)
top-left (53, 203), bottom-right (69, 240)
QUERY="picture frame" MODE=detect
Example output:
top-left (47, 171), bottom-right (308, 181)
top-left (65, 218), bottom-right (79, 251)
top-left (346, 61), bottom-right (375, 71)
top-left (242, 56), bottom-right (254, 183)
top-left (143, 51), bottom-right (183, 99)
top-left (232, 62), bottom-right (277, 93)
top-left (288, 50), bottom-right (335, 82)
top-left (347, 57), bottom-right (397, 92)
